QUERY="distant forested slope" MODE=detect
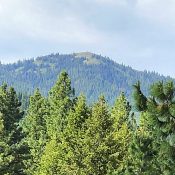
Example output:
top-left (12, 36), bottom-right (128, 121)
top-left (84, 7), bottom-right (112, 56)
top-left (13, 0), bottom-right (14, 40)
top-left (0, 52), bottom-right (172, 103)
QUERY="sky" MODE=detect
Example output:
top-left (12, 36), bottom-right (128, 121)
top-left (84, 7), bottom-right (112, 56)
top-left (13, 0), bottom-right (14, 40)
top-left (0, 0), bottom-right (175, 77)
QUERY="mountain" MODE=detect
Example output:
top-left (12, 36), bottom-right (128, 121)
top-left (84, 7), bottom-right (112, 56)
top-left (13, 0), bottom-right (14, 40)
top-left (0, 52), bottom-right (172, 104)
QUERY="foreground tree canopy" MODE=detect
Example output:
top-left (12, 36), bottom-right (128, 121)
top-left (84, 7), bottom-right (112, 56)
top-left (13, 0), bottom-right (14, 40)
top-left (1, 71), bottom-right (175, 175)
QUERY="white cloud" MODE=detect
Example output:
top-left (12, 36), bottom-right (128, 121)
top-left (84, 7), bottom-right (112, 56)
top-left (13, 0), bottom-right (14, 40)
top-left (0, 0), bottom-right (104, 44)
top-left (91, 0), bottom-right (127, 6)
top-left (136, 0), bottom-right (175, 27)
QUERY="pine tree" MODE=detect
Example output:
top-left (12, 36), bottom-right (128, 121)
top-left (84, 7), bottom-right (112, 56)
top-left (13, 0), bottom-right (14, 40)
top-left (34, 139), bottom-right (60, 175)
top-left (47, 71), bottom-right (75, 138)
top-left (58, 95), bottom-right (90, 174)
top-left (0, 84), bottom-right (26, 174)
top-left (22, 89), bottom-right (48, 174)
top-left (133, 81), bottom-right (147, 112)
top-left (132, 81), bottom-right (175, 174)
top-left (82, 96), bottom-right (114, 175)
top-left (36, 95), bottom-right (89, 175)
top-left (35, 71), bottom-right (75, 175)
top-left (125, 112), bottom-right (160, 175)
top-left (110, 93), bottom-right (133, 174)
top-left (0, 112), bottom-right (13, 175)
top-left (149, 81), bottom-right (175, 174)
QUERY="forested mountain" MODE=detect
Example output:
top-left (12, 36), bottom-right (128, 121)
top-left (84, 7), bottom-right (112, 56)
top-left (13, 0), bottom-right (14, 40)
top-left (0, 52), bottom-right (172, 103)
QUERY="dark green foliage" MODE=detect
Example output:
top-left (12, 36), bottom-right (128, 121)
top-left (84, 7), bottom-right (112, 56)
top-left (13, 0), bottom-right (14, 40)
top-left (0, 84), bottom-right (26, 175)
top-left (133, 81), bottom-right (147, 111)
top-left (132, 81), bottom-right (175, 174)
top-left (125, 112), bottom-right (160, 175)
top-left (0, 52), bottom-right (172, 104)
top-left (18, 92), bottom-right (30, 111)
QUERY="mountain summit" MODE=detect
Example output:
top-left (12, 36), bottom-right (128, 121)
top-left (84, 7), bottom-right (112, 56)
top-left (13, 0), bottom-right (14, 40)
top-left (0, 52), bottom-right (172, 103)
top-left (74, 52), bottom-right (101, 65)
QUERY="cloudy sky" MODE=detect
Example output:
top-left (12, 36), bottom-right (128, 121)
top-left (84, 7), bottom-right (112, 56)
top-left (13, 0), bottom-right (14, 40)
top-left (0, 0), bottom-right (175, 76)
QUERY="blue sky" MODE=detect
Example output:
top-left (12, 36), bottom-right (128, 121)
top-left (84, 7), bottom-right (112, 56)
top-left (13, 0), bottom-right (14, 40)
top-left (0, 0), bottom-right (175, 77)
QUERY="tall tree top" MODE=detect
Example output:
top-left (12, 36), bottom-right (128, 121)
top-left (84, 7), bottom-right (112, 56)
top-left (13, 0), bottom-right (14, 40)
top-left (49, 71), bottom-right (74, 101)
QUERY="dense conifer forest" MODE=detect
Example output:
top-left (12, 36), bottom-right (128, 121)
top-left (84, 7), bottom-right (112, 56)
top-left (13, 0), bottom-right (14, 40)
top-left (0, 52), bottom-right (172, 104)
top-left (1, 70), bottom-right (175, 175)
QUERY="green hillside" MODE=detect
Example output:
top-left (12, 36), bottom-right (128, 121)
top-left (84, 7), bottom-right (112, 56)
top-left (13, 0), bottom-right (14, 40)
top-left (0, 52), bottom-right (172, 103)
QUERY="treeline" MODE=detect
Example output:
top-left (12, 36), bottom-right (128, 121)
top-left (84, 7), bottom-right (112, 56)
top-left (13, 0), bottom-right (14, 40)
top-left (1, 71), bottom-right (175, 175)
top-left (0, 52), bottom-right (171, 104)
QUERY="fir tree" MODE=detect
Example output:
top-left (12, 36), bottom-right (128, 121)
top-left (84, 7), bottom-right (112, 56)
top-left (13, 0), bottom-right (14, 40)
top-left (22, 89), bottom-right (48, 174)
top-left (82, 96), bottom-right (114, 175)
top-left (47, 71), bottom-right (75, 138)
top-left (0, 84), bottom-right (26, 174)
top-left (36, 95), bottom-right (89, 175)
top-left (110, 93), bottom-right (133, 174)
top-left (35, 71), bottom-right (75, 175)
top-left (59, 95), bottom-right (90, 174)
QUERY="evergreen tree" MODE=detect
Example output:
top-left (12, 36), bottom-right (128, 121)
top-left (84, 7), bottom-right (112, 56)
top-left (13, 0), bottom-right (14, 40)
top-left (133, 81), bottom-right (147, 111)
top-left (35, 71), bottom-right (75, 175)
top-left (110, 93), bottom-right (133, 174)
top-left (36, 95), bottom-right (89, 175)
top-left (2, 71), bottom-right (175, 174)
top-left (132, 81), bottom-right (175, 174)
top-left (0, 84), bottom-right (25, 174)
top-left (34, 139), bottom-right (60, 175)
top-left (149, 81), bottom-right (175, 174)
top-left (59, 95), bottom-right (90, 174)
top-left (82, 96), bottom-right (114, 175)
top-left (125, 112), bottom-right (160, 175)
top-left (22, 89), bottom-right (48, 174)
top-left (47, 71), bottom-right (75, 138)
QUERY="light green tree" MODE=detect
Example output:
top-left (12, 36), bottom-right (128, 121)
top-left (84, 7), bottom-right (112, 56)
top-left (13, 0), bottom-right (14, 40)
top-left (22, 89), bottom-right (48, 174)
top-left (82, 96), bottom-right (114, 175)
top-left (110, 93), bottom-right (133, 174)
top-left (58, 95), bottom-right (90, 174)
top-left (35, 71), bottom-right (76, 175)
top-left (47, 71), bottom-right (75, 138)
